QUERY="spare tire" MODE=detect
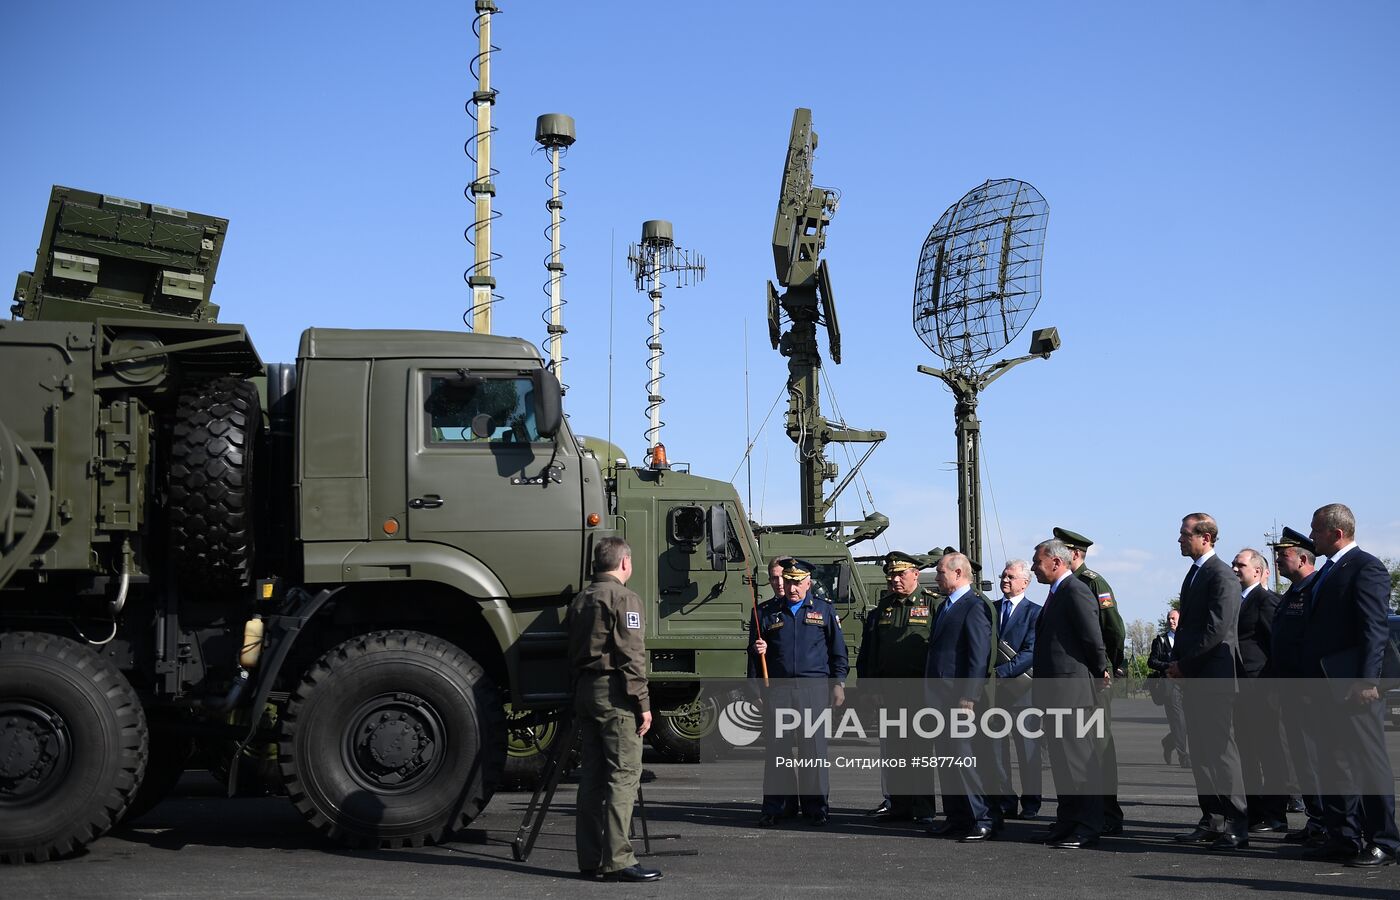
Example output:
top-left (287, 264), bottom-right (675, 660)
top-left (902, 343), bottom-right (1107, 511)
top-left (168, 377), bottom-right (260, 594)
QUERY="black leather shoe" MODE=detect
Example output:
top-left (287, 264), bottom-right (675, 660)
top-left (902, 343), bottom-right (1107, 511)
top-left (867, 800), bottom-right (892, 816)
top-left (1049, 835), bottom-right (1099, 849)
top-left (1209, 832), bottom-right (1249, 851)
top-left (1173, 827), bottom-right (1220, 844)
top-left (958, 825), bottom-right (994, 843)
top-left (1248, 818), bottom-right (1288, 833)
top-left (911, 816), bottom-right (936, 827)
top-left (1178, 753), bottom-right (1192, 769)
top-left (602, 865), bottom-right (663, 882)
top-left (1285, 797), bottom-right (1306, 814)
top-left (925, 821), bottom-right (963, 837)
top-left (810, 813), bottom-right (830, 827)
top-left (1020, 806), bottom-right (1041, 820)
top-left (756, 814), bottom-right (778, 828)
top-left (1301, 841), bottom-right (1353, 861)
top-left (578, 868), bottom-right (600, 880)
top-left (1283, 828), bottom-right (1319, 844)
top-left (1343, 845), bottom-right (1395, 868)
top-left (1041, 824), bottom-right (1075, 844)
top-left (1101, 822), bottom-right (1124, 836)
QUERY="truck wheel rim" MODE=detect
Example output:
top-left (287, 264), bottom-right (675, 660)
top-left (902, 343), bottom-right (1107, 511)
top-left (0, 700), bottom-right (74, 804)
top-left (341, 693), bottom-right (445, 792)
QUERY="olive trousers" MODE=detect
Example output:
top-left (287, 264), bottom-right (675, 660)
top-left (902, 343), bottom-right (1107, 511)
top-left (574, 672), bottom-right (642, 874)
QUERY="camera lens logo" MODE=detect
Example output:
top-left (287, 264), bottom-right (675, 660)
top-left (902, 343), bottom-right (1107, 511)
top-left (717, 699), bottom-right (763, 747)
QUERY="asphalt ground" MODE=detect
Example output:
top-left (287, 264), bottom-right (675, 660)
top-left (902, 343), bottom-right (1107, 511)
top-left (3, 698), bottom-right (1398, 899)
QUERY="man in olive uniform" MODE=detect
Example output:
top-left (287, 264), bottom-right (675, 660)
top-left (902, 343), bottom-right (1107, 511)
top-left (857, 550), bottom-right (941, 824)
top-left (750, 558), bottom-right (848, 827)
top-left (1053, 527), bottom-right (1126, 835)
top-left (566, 537), bottom-right (662, 882)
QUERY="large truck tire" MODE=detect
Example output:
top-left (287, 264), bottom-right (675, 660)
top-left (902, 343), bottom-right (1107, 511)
top-left (502, 705), bottom-right (577, 789)
top-left (278, 630), bottom-right (506, 848)
top-left (168, 377), bottom-right (260, 594)
top-left (647, 695), bottom-right (720, 763)
top-left (0, 632), bottom-right (148, 863)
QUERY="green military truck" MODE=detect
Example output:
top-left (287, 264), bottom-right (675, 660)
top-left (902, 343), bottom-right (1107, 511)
top-left (0, 186), bottom-right (872, 860)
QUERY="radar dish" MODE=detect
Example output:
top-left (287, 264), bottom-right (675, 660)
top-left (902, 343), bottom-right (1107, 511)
top-left (912, 179), bottom-right (1048, 368)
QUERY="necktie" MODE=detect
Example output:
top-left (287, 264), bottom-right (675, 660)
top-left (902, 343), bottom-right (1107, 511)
top-left (999, 598), bottom-right (1011, 633)
top-left (1308, 559), bottom-right (1335, 612)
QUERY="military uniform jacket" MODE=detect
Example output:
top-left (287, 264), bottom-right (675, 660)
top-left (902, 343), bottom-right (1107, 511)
top-left (566, 574), bottom-right (650, 713)
top-left (857, 588), bottom-right (940, 679)
top-left (1266, 571), bottom-right (1315, 678)
top-left (1076, 565), bottom-right (1125, 672)
top-left (748, 593), bottom-right (849, 681)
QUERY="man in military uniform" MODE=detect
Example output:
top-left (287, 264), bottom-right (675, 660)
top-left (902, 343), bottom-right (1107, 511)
top-left (1268, 526), bottom-right (1325, 845)
top-left (856, 550), bottom-right (941, 824)
top-left (1053, 527), bottom-right (1126, 835)
top-left (750, 558), bottom-right (848, 827)
top-left (566, 537), bottom-right (662, 882)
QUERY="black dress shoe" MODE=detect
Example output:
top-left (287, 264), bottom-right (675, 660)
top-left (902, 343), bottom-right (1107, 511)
top-left (757, 814), bottom-right (778, 828)
top-left (867, 800), bottom-right (892, 816)
top-left (1049, 835), bottom-right (1099, 849)
top-left (1248, 818), bottom-right (1288, 833)
top-left (1178, 753), bottom-right (1192, 769)
top-left (1209, 832), bottom-right (1249, 851)
top-left (578, 868), bottom-right (600, 880)
top-left (1285, 797), bottom-right (1306, 814)
top-left (810, 813), bottom-right (830, 827)
top-left (1173, 827), bottom-right (1221, 844)
top-left (1283, 828), bottom-right (1319, 844)
top-left (958, 825), bottom-right (994, 843)
top-left (602, 865), bottom-right (664, 882)
top-left (911, 816), bottom-right (936, 827)
top-left (1041, 823), bottom-right (1075, 844)
top-left (925, 821), bottom-right (963, 837)
top-left (1101, 822), bottom-right (1124, 836)
top-left (1020, 806), bottom-right (1041, 820)
top-left (1343, 845), bottom-right (1395, 868)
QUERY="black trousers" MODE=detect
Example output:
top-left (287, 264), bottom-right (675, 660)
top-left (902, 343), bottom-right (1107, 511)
top-left (1315, 697), bottom-right (1399, 853)
top-left (1045, 707), bottom-right (1103, 838)
top-left (1182, 679), bottom-right (1246, 830)
top-left (1235, 681), bottom-right (1289, 822)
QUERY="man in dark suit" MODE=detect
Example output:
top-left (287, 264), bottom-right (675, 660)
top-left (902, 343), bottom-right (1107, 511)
top-left (1168, 512), bottom-right (1249, 849)
top-left (923, 551), bottom-right (998, 842)
top-left (1299, 503), bottom-right (1399, 867)
top-left (1148, 609), bottom-right (1189, 768)
top-left (1230, 548), bottom-right (1289, 832)
top-left (1030, 539), bottom-right (1109, 849)
top-left (990, 559), bottom-right (1043, 820)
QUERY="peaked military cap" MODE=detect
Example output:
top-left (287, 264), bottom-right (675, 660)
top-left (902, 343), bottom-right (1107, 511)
top-left (779, 558), bottom-right (815, 581)
top-left (1052, 527), bottom-right (1093, 551)
top-left (1269, 526), bottom-right (1315, 555)
top-left (883, 550), bottom-right (924, 574)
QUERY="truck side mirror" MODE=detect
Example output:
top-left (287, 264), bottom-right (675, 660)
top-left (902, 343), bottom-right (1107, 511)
top-left (706, 504), bottom-right (731, 571)
top-left (835, 559), bottom-right (852, 603)
top-left (530, 367), bottom-right (563, 438)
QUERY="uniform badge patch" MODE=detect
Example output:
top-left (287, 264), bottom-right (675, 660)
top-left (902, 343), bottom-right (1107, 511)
top-left (910, 606), bottom-right (930, 619)
top-left (1098, 593), bottom-right (1115, 609)
top-left (805, 611), bottom-right (825, 625)
top-left (626, 611), bottom-right (641, 629)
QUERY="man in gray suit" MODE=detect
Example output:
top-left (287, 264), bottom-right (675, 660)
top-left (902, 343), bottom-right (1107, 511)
top-left (1168, 513), bottom-right (1249, 850)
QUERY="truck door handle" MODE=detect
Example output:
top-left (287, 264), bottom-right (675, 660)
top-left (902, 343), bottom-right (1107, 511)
top-left (408, 495), bottom-right (444, 509)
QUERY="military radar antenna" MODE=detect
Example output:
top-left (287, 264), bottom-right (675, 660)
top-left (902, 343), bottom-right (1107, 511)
top-left (464, 1), bottom-right (502, 333)
top-left (534, 113), bottom-right (575, 392)
top-left (767, 108), bottom-right (886, 537)
top-left (627, 221), bottom-right (705, 467)
top-left (913, 178), bottom-right (1059, 575)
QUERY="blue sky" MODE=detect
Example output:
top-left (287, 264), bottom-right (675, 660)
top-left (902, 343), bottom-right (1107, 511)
top-left (3, 1), bottom-right (1397, 630)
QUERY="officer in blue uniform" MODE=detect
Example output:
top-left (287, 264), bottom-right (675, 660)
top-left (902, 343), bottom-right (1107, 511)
top-left (749, 558), bottom-right (849, 827)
